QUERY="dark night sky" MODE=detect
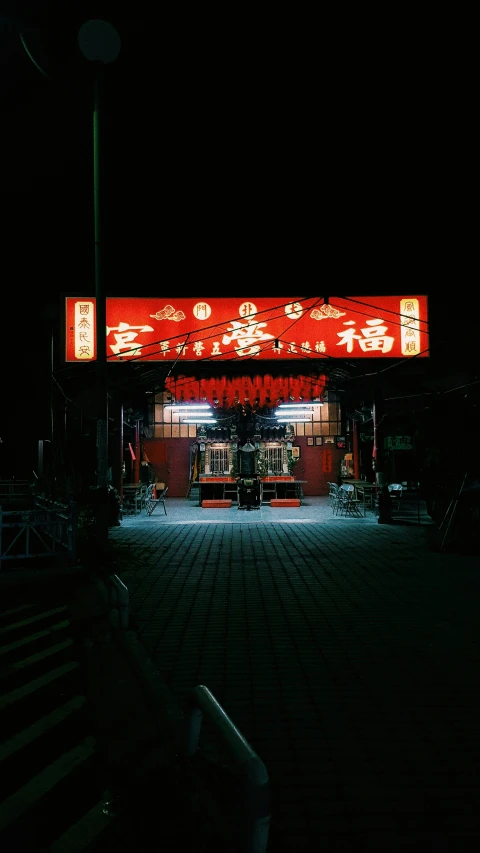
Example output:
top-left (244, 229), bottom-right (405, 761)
top-left (1, 7), bottom-right (476, 473)
top-left (2, 7), bottom-right (470, 305)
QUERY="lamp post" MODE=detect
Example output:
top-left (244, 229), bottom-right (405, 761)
top-left (19, 19), bottom-right (120, 542)
top-left (78, 20), bottom-right (121, 548)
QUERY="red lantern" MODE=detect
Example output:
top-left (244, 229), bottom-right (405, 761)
top-left (199, 379), bottom-right (208, 401)
top-left (316, 375), bottom-right (327, 397)
top-left (287, 375), bottom-right (295, 401)
top-left (263, 374), bottom-right (273, 406)
top-left (252, 375), bottom-right (261, 406)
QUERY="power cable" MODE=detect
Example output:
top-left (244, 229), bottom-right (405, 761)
top-left (55, 296), bottom-right (322, 373)
top-left (54, 295), bottom-right (455, 400)
top-left (54, 297), bottom-right (330, 399)
top-left (443, 378), bottom-right (480, 395)
top-left (56, 294), bottom-right (431, 386)
top-left (108, 296), bottom-right (324, 363)
top-left (340, 295), bottom-right (431, 329)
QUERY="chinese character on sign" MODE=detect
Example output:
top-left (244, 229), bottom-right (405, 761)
top-left (239, 302), bottom-right (257, 319)
top-left (285, 302), bottom-right (303, 319)
top-left (193, 302), bottom-right (211, 320)
top-left (337, 319), bottom-right (394, 354)
top-left (75, 300), bottom-right (94, 359)
top-left (106, 322), bottom-right (154, 356)
top-left (400, 298), bottom-right (420, 356)
top-left (384, 436), bottom-right (413, 450)
top-left (222, 320), bottom-right (274, 357)
top-left (322, 447), bottom-right (333, 472)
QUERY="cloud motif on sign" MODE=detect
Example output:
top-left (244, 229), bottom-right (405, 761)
top-left (311, 305), bottom-right (346, 320)
top-left (149, 305), bottom-right (186, 322)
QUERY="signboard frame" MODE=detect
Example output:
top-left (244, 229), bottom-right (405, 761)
top-left (64, 295), bottom-right (429, 364)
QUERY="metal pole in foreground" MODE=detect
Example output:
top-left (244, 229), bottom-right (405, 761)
top-left (93, 67), bottom-right (109, 548)
top-left (78, 20), bottom-right (121, 550)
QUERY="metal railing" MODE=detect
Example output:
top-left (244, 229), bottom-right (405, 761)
top-left (0, 497), bottom-right (77, 568)
top-left (108, 574), bottom-right (129, 629)
top-left (184, 684), bottom-right (271, 853)
top-left (0, 479), bottom-right (33, 506)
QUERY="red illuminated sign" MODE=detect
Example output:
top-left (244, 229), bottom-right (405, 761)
top-left (65, 296), bottom-right (429, 363)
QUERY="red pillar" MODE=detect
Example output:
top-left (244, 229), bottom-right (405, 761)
top-left (133, 420), bottom-right (140, 484)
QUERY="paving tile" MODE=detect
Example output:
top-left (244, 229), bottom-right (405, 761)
top-left (111, 497), bottom-right (480, 848)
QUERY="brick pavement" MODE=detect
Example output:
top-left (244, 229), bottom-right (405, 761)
top-left (109, 496), bottom-right (480, 852)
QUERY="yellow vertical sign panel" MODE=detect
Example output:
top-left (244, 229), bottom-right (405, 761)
top-left (400, 298), bottom-right (420, 356)
top-left (74, 301), bottom-right (95, 360)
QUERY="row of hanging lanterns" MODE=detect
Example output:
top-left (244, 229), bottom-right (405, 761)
top-left (164, 373), bottom-right (326, 408)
